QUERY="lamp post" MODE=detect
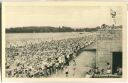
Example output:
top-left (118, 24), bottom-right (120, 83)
top-left (110, 9), bottom-right (117, 26)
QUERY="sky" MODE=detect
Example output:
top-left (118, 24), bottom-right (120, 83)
top-left (4, 4), bottom-right (122, 28)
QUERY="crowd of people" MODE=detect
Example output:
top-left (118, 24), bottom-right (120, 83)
top-left (5, 33), bottom-right (97, 78)
top-left (85, 62), bottom-right (122, 78)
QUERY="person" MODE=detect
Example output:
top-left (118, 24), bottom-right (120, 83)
top-left (47, 62), bottom-right (51, 76)
top-left (55, 61), bottom-right (60, 74)
top-left (43, 65), bottom-right (48, 77)
top-left (106, 63), bottom-right (111, 77)
top-left (85, 72), bottom-right (92, 78)
top-left (101, 69), bottom-right (105, 75)
top-left (64, 66), bottom-right (69, 77)
top-left (61, 55), bottom-right (65, 70)
top-left (117, 66), bottom-right (122, 76)
top-left (65, 55), bottom-right (69, 66)
top-left (72, 60), bottom-right (76, 77)
top-left (58, 56), bottom-right (63, 70)
top-left (95, 67), bottom-right (100, 75)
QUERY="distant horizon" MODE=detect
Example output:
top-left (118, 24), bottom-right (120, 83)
top-left (6, 24), bottom-right (122, 33)
top-left (6, 25), bottom-right (100, 29)
top-left (6, 24), bottom-right (122, 29)
top-left (5, 23), bottom-right (109, 29)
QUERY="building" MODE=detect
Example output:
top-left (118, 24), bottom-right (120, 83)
top-left (96, 26), bottom-right (122, 74)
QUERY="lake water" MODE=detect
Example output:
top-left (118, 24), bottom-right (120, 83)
top-left (6, 32), bottom-right (93, 46)
top-left (6, 32), bottom-right (92, 40)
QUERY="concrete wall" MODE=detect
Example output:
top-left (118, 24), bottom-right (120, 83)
top-left (96, 29), bottom-right (122, 70)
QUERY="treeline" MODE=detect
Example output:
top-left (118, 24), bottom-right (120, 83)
top-left (6, 26), bottom-right (100, 33)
